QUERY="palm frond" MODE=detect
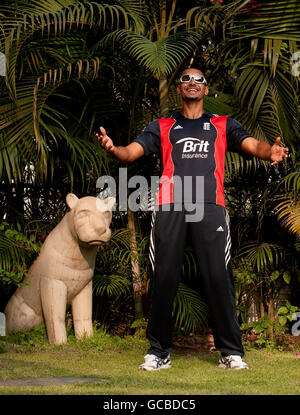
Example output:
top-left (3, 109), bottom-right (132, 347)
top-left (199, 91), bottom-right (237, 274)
top-left (0, 222), bottom-right (41, 285)
top-left (281, 171), bottom-right (300, 194)
top-left (0, 0), bottom-right (143, 41)
top-left (238, 241), bottom-right (285, 273)
top-left (0, 135), bottom-right (22, 182)
top-left (189, 1), bottom-right (300, 147)
top-left (93, 272), bottom-right (131, 297)
top-left (172, 282), bottom-right (208, 334)
top-left (275, 171), bottom-right (300, 236)
top-left (235, 66), bottom-right (270, 122)
top-left (233, 0), bottom-right (300, 41)
top-left (0, 0), bottom-right (144, 98)
top-left (182, 247), bottom-right (198, 280)
top-left (0, 57), bottom-right (103, 178)
top-left (225, 151), bottom-right (259, 178)
top-left (0, 228), bottom-right (26, 272)
top-left (98, 29), bottom-right (198, 77)
top-left (97, 228), bottom-right (149, 269)
top-left (276, 197), bottom-right (300, 236)
top-left (232, 66), bottom-right (299, 145)
top-left (186, 1), bottom-right (236, 35)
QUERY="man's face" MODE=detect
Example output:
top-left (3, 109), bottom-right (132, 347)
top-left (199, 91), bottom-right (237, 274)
top-left (177, 69), bottom-right (209, 101)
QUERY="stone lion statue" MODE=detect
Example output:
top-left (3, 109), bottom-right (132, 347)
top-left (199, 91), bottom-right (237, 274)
top-left (5, 193), bottom-right (115, 345)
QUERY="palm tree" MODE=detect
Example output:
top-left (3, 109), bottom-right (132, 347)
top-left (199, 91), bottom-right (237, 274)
top-left (0, 0), bottom-right (146, 313)
top-left (0, 0), bottom-right (144, 181)
top-left (1, 0), bottom-right (299, 334)
top-left (187, 0), bottom-right (300, 143)
top-left (98, 0), bottom-right (199, 116)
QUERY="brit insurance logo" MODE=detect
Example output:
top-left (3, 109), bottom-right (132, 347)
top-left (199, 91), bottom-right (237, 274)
top-left (176, 137), bottom-right (210, 159)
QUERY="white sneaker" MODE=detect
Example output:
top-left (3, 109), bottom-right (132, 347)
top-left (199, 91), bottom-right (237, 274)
top-left (139, 354), bottom-right (171, 371)
top-left (218, 355), bottom-right (249, 370)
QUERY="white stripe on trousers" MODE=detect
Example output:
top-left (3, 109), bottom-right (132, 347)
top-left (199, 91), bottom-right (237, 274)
top-left (149, 209), bottom-right (231, 271)
top-left (225, 210), bottom-right (232, 269)
top-left (149, 210), bottom-right (156, 272)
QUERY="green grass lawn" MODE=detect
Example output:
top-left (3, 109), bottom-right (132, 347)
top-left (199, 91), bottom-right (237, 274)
top-left (0, 328), bottom-right (300, 395)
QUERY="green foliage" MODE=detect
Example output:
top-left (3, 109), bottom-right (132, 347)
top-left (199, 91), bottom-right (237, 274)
top-left (100, 30), bottom-right (199, 77)
top-left (181, 246), bottom-right (199, 281)
top-left (236, 304), bottom-right (248, 324)
top-left (241, 314), bottom-right (273, 335)
top-left (241, 315), bottom-right (287, 351)
top-left (93, 272), bottom-right (131, 297)
top-left (241, 301), bottom-right (300, 351)
top-left (172, 282), bottom-right (208, 335)
top-left (93, 227), bottom-right (145, 300)
top-left (6, 324), bottom-right (48, 347)
top-left (233, 0), bottom-right (300, 41)
top-left (4, 322), bottom-right (124, 353)
top-left (67, 327), bottom-right (104, 353)
top-left (238, 242), bottom-right (285, 273)
top-left (270, 270), bottom-right (291, 285)
top-left (130, 317), bottom-right (147, 338)
top-left (276, 170), bottom-right (300, 236)
top-left (278, 301), bottom-right (299, 327)
top-left (0, 0), bottom-right (143, 179)
top-left (0, 222), bottom-right (41, 286)
top-left (130, 317), bottom-right (147, 330)
top-left (0, 264), bottom-right (29, 286)
top-left (233, 255), bottom-right (299, 331)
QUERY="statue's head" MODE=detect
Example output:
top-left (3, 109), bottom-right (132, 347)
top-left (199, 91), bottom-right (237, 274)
top-left (66, 194), bottom-right (115, 246)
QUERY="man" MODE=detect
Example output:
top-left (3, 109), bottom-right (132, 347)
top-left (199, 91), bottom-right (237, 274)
top-left (95, 68), bottom-right (289, 370)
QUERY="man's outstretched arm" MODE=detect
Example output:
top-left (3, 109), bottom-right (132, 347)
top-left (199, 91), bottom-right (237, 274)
top-left (241, 136), bottom-right (289, 166)
top-left (95, 126), bottom-right (144, 163)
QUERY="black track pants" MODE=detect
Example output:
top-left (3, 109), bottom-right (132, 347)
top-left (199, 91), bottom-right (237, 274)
top-left (146, 203), bottom-right (244, 359)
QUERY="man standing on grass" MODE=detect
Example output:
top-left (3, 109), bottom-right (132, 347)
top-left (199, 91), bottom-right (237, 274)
top-left (95, 67), bottom-right (289, 370)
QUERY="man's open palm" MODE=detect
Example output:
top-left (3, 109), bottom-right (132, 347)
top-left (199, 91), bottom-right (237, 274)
top-left (95, 127), bottom-right (115, 153)
top-left (270, 137), bottom-right (289, 165)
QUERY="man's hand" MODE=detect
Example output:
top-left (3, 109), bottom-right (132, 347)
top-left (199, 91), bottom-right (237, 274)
top-left (241, 136), bottom-right (289, 165)
top-left (94, 126), bottom-right (144, 163)
top-left (95, 127), bottom-right (116, 154)
top-left (270, 137), bottom-right (289, 166)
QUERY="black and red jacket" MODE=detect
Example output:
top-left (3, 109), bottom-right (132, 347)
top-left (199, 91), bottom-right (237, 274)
top-left (134, 111), bottom-right (252, 207)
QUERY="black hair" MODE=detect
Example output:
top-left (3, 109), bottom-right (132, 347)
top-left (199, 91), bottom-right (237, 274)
top-left (180, 67), bottom-right (206, 77)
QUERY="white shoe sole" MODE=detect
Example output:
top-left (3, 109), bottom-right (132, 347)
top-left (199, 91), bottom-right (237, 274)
top-left (139, 363), bottom-right (171, 371)
top-left (218, 363), bottom-right (249, 370)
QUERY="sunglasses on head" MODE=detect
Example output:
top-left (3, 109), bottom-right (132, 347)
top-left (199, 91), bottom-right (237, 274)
top-left (179, 74), bottom-right (207, 85)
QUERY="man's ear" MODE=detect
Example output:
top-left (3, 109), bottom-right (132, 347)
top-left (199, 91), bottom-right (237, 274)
top-left (66, 193), bottom-right (79, 210)
top-left (204, 86), bottom-right (209, 96)
top-left (176, 84), bottom-right (181, 95)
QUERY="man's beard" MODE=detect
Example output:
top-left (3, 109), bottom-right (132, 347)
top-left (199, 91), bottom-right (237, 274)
top-left (183, 95), bottom-right (202, 102)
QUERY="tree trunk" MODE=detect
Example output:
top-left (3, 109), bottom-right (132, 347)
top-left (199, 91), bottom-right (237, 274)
top-left (159, 77), bottom-right (169, 117)
top-left (267, 299), bottom-right (275, 341)
top-left (267, 299), bottom-right (275, 321)
top-left (127, 208), bottom-right (143, 320)
top-left (260, 301), bottom-right (265, 318)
